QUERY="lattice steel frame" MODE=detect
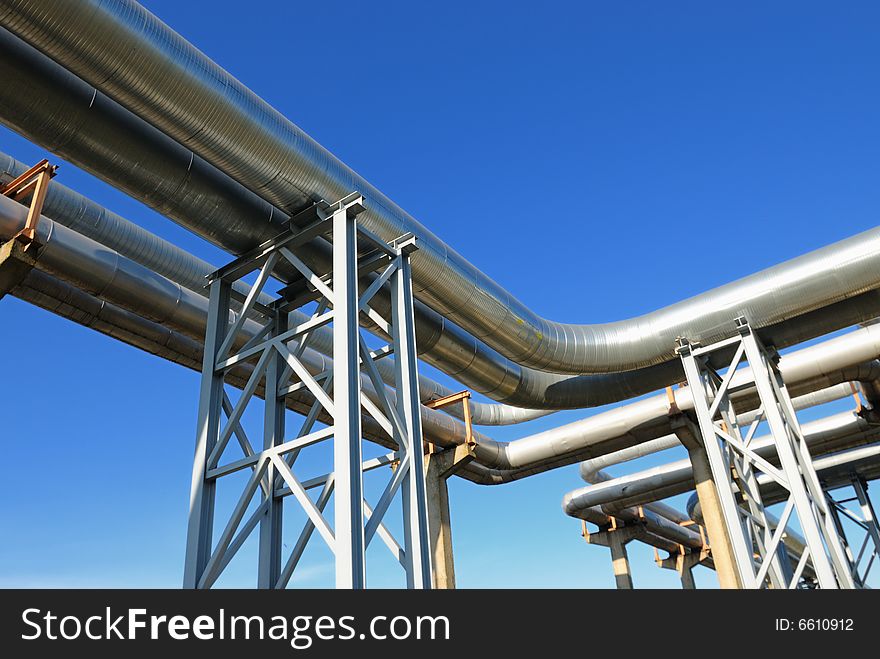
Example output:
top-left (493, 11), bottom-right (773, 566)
top-left (677, 317), bottom-right (855, 589)
top-left (826, 476), bottom-right (880, 587)
top-left (183, 193), bottom-right (432, 589)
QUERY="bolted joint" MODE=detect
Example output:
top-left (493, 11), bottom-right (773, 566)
top-left (393, 232), bottom-right (418, 255)
top-left (324, 191), bottom-right (366, 218)
top-left (674, 336), bottom-right (692, 356)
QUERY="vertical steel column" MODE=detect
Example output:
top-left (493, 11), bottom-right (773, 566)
top-left (852, 477), bottom-right (880, 570)
top-left (183, 279), bottom-right (230, 588)
top-left (392, 244), bottom-right (433, 589)
top-left (332, 204), bottom-right (366, 589)
top-left (258, 310), bottom-right (286, 588)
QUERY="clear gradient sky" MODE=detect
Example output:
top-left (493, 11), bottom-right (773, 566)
top-left (2, 1), bottom-right (880, 588)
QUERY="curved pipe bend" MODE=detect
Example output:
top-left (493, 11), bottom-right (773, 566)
top-left (4, 0), bottom-right (880, 377)
top-left (3, 26), bottom-right (880, 409)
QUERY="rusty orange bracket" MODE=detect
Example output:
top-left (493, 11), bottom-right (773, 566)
top-left (423, 390), bottom-right (475, 451)
top-left (850, 381), bottom-right (866, 414)
top-left (665, 385), bottom-right (680, 416)
top-left (2, 159), bottom-right (57, 246)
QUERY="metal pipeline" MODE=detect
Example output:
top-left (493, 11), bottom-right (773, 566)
top-left (5, 193), bottom-right (876, 493)
top-left (562, 411), bottom-right (880, 517)
top-left (5, 178), bottom-right (880, 489)
top-left (0, 26), bottom-right (539, 407)
top-left (0, 26), bottom-right (647, 409)
top-left (5, 1), bottom-right (880, 379)
top-left (565, 486), bottom-right (702, 550)
top-left (3, 26), bottom-right (880, 410)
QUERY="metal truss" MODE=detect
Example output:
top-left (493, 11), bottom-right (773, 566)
top-left (677, 317), bottom-right (855, 589)
top-left (826, 476), bottom-right (880, 587)
top-left (183, 192), bottom-right (432, 589)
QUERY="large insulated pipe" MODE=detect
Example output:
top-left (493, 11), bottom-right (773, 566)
top-left (0, 26), bottom-right (542, 408)
top-left (0, 153), bottom-right (553, 427)
top-left (3, 27), bottom-right (880, 410)
top-left (562, 411), bottom-right (880, 516)
top-left (6, 1), bottom-right (880, 377)
top-left (0, 27), bottom-right (637, 409)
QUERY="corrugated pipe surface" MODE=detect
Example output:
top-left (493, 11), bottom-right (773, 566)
top-left (2, 25), bottom-right (880, 409)
top-left (5, 0), bottom-right (880, 377)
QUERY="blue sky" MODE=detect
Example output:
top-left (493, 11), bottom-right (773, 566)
top-left (2, 1), bottom-right (880, 588)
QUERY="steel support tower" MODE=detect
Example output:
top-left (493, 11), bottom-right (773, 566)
top-left (676, 317), bottom-right (855, 589)
top-left (183, 193), bottom-right (432, 589)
